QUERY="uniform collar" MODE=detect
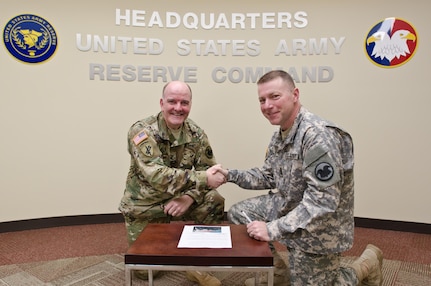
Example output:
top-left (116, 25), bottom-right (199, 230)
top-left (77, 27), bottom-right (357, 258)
top-left (157, 112), bottom-right (193, 146)
top-left (279, 106), bottom-right (305, 144)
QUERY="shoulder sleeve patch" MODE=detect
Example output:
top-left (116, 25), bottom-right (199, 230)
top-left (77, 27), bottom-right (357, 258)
top-left (315, 162), bottom-right (334, 181)
top-left (205, 146), bottom-right (213, 159)
top-left (133, 131), bottom-right (148, 145)
top-left (306, 153), bottom-right (341, 187)
top-left (140, 142), bottom-right (154, 157)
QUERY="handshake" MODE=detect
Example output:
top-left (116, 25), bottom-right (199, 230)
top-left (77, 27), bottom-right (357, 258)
top-left (206, 164), bottom-right (228, 189)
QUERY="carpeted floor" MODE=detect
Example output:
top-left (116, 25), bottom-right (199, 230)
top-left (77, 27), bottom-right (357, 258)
top-left (1, 223), bottom-right (430, 285)
top-left (1, 253), bottom-right (431, 285)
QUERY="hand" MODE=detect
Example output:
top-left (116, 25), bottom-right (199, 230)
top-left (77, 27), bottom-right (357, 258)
top-left (206, 164), bottom-right (227, 189)
top-left (246, 221), bottom-right (270, 242)
top-left (163, 195), bottom-right (194, 217)
top-left (210, 164), bottom-right (228, 177)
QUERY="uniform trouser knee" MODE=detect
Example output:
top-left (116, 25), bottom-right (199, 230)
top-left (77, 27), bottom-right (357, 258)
top-left (227, 201), bottom-right (245, 224)
top-left (287, 247), bottom-right (358, 286)
top-left (228, 192), bottom-right (280, 224)
top-left (188, 190), bottom-right (225, 224)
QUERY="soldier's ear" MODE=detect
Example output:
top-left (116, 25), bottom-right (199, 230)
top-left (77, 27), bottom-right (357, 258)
top-left (292, 88), bottom-right (300, 102)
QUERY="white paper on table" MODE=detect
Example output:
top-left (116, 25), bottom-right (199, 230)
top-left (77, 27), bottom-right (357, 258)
top-left (177, 225), bottom-right (232, 248)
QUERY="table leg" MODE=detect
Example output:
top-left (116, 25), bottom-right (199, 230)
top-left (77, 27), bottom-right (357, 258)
top-left (148, 269), bottom-right (153, 286)
top-left (125, 266), bottom-right (132, 286)
top-left (267, 268), bottom-right (274, 286)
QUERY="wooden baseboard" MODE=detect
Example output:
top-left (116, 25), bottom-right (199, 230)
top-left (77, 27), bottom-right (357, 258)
top-left (1, 213), bottom-right (430, 234)
top-left (354, 217), bottom-right (430, 234)
top-left (0, 213), bottom-right (124, 233)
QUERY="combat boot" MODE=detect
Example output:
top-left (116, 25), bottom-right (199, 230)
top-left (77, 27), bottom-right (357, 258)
top-left (244, 250), bottom-right (290, 286)
top-left (185, 271), bottom-right (221, 286)
top-left (351, 244), bottom-right (383, 286)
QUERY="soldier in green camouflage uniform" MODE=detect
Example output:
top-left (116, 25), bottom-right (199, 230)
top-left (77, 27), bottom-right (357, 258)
top-left (210, 70), bottom-right (383, 286)
top-left (119, 81), bottom-right (225, 286)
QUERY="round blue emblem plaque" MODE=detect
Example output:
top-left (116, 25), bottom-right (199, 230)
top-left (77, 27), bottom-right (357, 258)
top-left (3, 14), bottom-right (58, 64)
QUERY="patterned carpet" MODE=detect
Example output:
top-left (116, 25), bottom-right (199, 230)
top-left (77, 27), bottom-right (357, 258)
top-left (1, 223), bottom-right (430, 285)
top-left (1, 254), bottom-right (430, 286)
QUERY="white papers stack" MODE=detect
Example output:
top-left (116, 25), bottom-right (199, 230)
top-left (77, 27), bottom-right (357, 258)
top-left (177, 225), bottom-right (232, 248)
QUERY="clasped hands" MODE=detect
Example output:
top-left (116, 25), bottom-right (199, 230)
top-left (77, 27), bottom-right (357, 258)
top-left (206, 164), bottom-right (228, 189)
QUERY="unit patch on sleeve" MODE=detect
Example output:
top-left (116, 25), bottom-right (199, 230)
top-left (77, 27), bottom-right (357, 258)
top-left (315, 162), bottom-right (334, 181)
top-left (205, 146), bottom-right (213, 159)
top-left (141, 143), bottom-right (154, 157)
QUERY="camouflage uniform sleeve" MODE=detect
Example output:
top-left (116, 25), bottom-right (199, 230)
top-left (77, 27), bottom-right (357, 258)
top-left (183, 130), bottom-right (217, 203)
top-left (192, 130), bottom-right (217, 171)
top-left (227, 165), bottom-right (275, 190)
top-left (128, 125), bottom-right (211, 203)
top-left (266, 127), bottom-right (345, 241)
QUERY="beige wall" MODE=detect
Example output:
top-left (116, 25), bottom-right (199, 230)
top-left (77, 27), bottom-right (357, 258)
top-left (1, 1), bottom-right (430, 224)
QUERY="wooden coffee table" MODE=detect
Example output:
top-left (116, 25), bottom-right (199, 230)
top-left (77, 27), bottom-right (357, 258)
top-left (125, 223), bottom-right (274, 286)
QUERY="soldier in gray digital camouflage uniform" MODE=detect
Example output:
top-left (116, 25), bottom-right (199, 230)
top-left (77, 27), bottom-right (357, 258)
top-left (119, 81), bottom-right (226, 286)
top-left (209, 70), bottom-right (383, 286)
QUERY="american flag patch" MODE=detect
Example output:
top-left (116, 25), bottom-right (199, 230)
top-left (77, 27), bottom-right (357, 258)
top-left (133, 131), bottom-right (148, 145)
